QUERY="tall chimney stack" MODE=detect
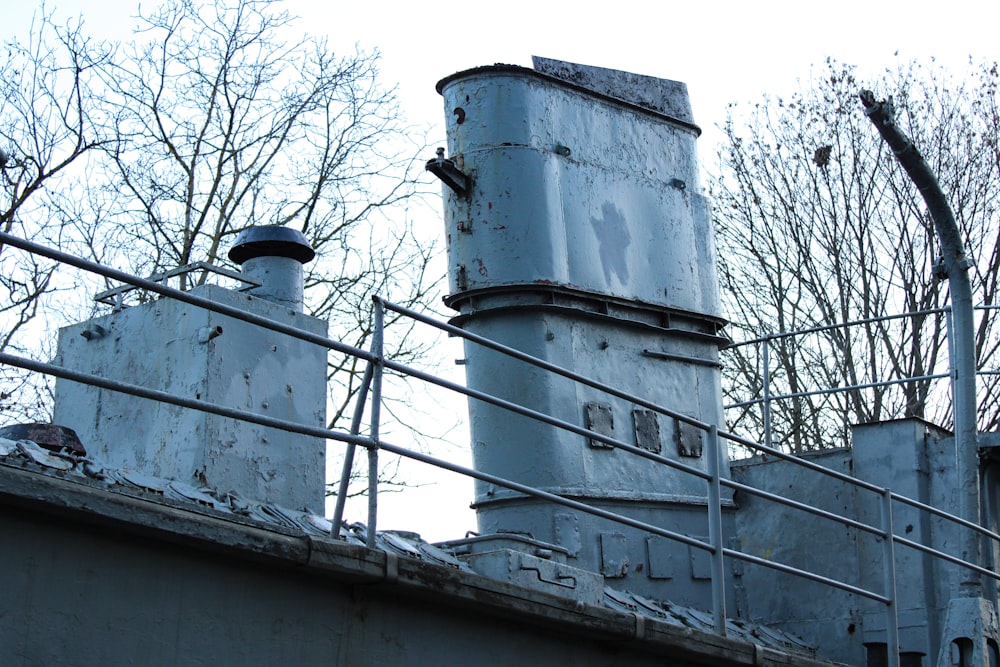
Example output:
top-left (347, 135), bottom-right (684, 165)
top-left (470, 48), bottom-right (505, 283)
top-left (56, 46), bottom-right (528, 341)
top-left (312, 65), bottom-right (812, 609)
top-left (433, 58), bottom-right (731, 608)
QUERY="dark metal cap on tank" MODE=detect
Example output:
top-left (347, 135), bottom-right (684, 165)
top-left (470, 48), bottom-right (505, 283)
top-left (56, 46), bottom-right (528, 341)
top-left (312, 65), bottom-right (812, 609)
top-left (228, 225), bottom-right (315, 265)
top-left (228, 226), bottom-right (314, 311)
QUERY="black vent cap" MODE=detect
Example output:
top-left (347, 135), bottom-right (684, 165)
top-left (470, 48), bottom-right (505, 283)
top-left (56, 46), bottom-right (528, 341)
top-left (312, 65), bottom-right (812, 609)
top-left (228, 226), bottom-right (316, 264)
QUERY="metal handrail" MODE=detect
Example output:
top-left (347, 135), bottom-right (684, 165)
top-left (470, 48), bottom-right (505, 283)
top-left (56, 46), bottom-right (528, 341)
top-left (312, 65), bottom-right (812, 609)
top-left (3, 231), bottom-right (999, 660)
top-left (0, 345), bottom-right (899, 607)
top-left (725, 372), bottom-right (950, 410)
top-left (724, 307), bottom-right (951, 348)
top-left (382, 294), bottom-right (1000, 558)
top-left (371, 296), bottom-right (1000, 654)
top-left (723, 306), bottom-right (948, 350)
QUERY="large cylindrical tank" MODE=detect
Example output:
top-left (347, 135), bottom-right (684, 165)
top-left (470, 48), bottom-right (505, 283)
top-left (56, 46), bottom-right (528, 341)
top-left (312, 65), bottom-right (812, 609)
top-left (435, 58), bottom-right (732, 607)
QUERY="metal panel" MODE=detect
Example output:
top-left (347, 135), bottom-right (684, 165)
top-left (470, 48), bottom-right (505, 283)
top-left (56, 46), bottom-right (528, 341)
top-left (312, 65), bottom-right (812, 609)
top-left (633, 410), bottom-right (662, 453)
top-left (688, 538), bottom-right (712, 581)
top-left (584, 402), bottom-right (615, 449)
top-left (554, 513), bottom-right (582, 557)
top-left (601, 532), bottom-right (630, 578)
top-left (439, 66), bottom-right (721, 318)
top-left (675, 418), bottom-right (704, 458)
top-left (646, 535), bottom-right (674, 580)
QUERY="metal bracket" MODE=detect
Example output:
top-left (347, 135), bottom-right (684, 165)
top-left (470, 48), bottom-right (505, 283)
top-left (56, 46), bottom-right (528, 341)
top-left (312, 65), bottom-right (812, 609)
top-left (518, 564), bottom-right (577, 589)
top-left (426, 148), bottom-right (472, 196)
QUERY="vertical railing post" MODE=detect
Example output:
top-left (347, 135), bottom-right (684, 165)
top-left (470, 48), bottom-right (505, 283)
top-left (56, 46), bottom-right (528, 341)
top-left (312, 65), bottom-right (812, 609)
top-left (707, 424), bottom-right (728, 636)
top-left (762, 337), bottom-right (772, 450)
top-left (880, 489), bottom-right (900, 667)
top-left (366, 298), bottom-right (385, 548)
top-left (329, 362), bottom-right (375, 537)
top-left (944, 306), bottom-right (956, 401)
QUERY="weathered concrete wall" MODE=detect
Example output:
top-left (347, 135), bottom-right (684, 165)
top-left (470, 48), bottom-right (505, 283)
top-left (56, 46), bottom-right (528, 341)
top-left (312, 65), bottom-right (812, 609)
top-left (0, 462), bottom-right (839, 667)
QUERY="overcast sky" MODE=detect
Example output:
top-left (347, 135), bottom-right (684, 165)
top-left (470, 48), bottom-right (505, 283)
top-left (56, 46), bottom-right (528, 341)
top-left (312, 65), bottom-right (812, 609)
top-left (9, 0), bottom-right (998, 164)
top-left (6, 0), bottom-right (998, 540)
top-left (293, 0), bottom-right (998, 162)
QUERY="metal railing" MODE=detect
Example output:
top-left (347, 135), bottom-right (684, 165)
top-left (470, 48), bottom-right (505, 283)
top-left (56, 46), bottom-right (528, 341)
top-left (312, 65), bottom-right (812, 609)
top-left (721, 306), bottom-right (1000, 454)
top-left (2, 229), bottom-right (999, 666)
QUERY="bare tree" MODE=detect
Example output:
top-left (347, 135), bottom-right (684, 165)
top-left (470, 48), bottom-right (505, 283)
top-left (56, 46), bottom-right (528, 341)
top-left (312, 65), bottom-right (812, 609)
top-left (1, 0), bottom-right (444, 495)
top-left (713, 59), bottom-right (1000, 453)
top-left (0, 9), bottom-right (112, 419)
top-left (89, 0), bottom-right (438, 429)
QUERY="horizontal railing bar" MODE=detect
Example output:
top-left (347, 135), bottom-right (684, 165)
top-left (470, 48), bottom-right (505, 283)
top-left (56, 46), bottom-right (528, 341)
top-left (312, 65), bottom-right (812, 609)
top-left (0, 234), bottom-right (710, 484)
top-left (381, 298), bottom-right (711, 430)
top-left (892, 534), bottom-right (1000, 581)
top-left (384, 298), bottom-right (893, 501)
top-left (725, 372), bottom-right (950, 410)
top-left (892, 491), bottom-right (1000, 545)
top-left (720, 547), bottom-right (891, 604)
top-left (0, 351), bottom-right (710, 552)
top-left (722, 432), bottom-right (887, 494)
top-left (0, 231), bottom-right (378, 363)
top-left (723, 478), bottom-right (884, 537)
top-left (382, 297), bottom-right (993, 538)
top-left (0, 348), bottom-right (897, 607)
top-left (5, 234), bottom-right (997, 618)
top-left (378, 354), bottom-right (714, 482)
top-left (0, 350), bottom-right (373, 448)
top-left (94, 261), bottom-right (260, 303)
top-left (725, 308), bottom-right (951, 348)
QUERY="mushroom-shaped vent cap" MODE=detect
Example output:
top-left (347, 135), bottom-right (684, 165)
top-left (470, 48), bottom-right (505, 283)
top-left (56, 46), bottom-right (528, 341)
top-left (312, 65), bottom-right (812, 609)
top-left (228, 225), bottom-right (316, 264)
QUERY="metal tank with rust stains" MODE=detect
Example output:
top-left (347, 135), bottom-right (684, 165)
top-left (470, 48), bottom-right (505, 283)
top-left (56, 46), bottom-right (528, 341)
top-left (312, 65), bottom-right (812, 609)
top-left (432, 57), bottom-right (732, 608)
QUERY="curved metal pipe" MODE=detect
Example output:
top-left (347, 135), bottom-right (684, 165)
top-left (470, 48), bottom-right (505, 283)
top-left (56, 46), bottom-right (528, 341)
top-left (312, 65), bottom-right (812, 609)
top-left (860, 90), bottom-right (981, 595)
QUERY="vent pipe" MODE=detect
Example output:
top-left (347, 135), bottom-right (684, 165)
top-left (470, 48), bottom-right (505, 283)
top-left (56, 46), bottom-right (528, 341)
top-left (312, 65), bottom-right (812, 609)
top-left (228, 226), bottom-right (315, 312)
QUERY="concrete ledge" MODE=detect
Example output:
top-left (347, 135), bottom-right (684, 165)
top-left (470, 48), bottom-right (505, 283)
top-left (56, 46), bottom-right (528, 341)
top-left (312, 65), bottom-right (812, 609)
top-left (0, 462), bottom-right (842, 666)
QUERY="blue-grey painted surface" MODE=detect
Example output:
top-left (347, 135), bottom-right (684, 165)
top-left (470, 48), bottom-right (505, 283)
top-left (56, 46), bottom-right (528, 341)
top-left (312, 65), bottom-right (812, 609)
top-left (434, 58), bottom-right (731, 607)
top-left (0, 453), bottom-right (838, 667)
top-left (51, 284), bottom-right (328, 511)
top-left (731, 419), bottom-right (992, 665)
top-left (437, 64), bottom-right (719, 316)
top-left (8, 55), bottom-right (996, 667)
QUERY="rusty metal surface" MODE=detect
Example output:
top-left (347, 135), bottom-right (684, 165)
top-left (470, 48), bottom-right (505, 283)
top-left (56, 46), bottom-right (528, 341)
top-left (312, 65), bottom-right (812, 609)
top-left (532, 56), bottom-right (695, 125)
top-left (0, 423), bottom-right (86, 455)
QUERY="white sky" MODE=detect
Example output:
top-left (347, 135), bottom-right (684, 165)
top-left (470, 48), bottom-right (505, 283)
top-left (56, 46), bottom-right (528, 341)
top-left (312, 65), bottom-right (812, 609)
top-left (6, 0), bottom-right (999, 541)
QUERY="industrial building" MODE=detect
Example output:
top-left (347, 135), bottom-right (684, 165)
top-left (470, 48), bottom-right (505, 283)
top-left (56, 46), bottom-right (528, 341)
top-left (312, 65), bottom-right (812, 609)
top-left (1, 58), bottom-right (996, 666)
